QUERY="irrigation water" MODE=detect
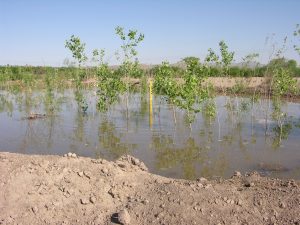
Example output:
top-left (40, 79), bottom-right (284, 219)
top-left (1, 88), bottom-right (300, 180)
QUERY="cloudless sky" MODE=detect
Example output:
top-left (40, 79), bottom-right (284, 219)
top-left (1, 0), bottom-right (300, 66)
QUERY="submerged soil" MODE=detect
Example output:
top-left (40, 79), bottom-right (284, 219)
top-left (0, 152), bottom-right (300, 225)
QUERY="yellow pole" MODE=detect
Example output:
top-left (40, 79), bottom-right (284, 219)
top-left (149, 79), bottom-right (153, 128)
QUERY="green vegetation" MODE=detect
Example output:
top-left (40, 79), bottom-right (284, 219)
top-left (1, 57), bottom-right (300, 84)
top-left (0, 24), bottom-right (300, 135)
top-left (173, 57), bottom-right (209, 127)
top-left (65, 35), bottom-right (88, 113)
top-left (2, 22), bottom-right (300, 183)
top-left (153, 57), bottom-right (210, 128)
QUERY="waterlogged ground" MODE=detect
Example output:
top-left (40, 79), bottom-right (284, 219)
top-left (1, 88), bottom-right (300, 180)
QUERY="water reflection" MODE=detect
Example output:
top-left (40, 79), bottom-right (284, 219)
top-left (98, 119), bottom-right (137, 158)
top-left (0, 88), bottom-right (300, 180)
top-left (152, 135), bottom-right (211, 179)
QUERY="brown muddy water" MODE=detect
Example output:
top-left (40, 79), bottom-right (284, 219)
top-left (0, 88), bottom-right (300, 180)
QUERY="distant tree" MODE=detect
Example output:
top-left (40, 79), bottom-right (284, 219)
top-left (287, 59), bottom-right (297, 69)
top-left (268, 58), bottom-right (297, 70)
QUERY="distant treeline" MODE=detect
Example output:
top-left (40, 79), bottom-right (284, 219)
top-left (0, 58), bottom-right (299, 82)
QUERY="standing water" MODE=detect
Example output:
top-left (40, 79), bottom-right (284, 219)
top-left (0, 88), bottom-right (300, 179)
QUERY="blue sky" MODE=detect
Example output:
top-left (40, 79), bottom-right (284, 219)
top-left (1, 0), bottom-right (300, 66)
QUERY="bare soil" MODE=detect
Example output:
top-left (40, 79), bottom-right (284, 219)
top-left (0, 152), bottom-right (300, 225)
top-left (83, 77), bottom-right (300, 97)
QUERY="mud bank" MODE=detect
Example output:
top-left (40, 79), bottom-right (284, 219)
top-left (0, 152), bottom-right (299, 225)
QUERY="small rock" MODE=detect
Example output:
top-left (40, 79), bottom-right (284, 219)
top-left (215, 199), bottom-right (221, 205)
top-left (118, 209), bottom-right (130, 225)
top-left (233, 171), bottom-right (242, 177)
top-left (237, 199), bottom-right (243, 206)
top-left (108, 188), bottom-right (116, 198)
top-left (229, 199), bottom-right (234, 204)
top-left (127, 196), bottom-right (134, 202)
top-left (141, 199), bottom-right (149, 205)
top-left (131, 157), bottom-right (140, 166)
top-left (118, 163), bottom-right (126, 168)
top-left (204, 184), bottom-right (212, 189)
top-left (64, 176), bottom-right (71, 183)
top-left (279, 202), bottom-right (286, 208)
top-left (273, 210), bottom-right (278, 218)
top-left (63, 191), bottom-right (71, 198)
top-left (245, 182), bottom-right (255, 187)
top-left (71, 153), bottom-right (77, 158)
top-left (67, 152), bottom-right (72, 157)
top-left (197, 183), bottom-right (203, 188)
top-left (80, 198), bottom-right (89, 205)
top-left (101, 168), bottom-right (109, 174)
top-left (197, 177), bottom-right (208, 183)
top-left (91, 159), bottom-right (103, 164)
top-left (44, 204), bottom-right (53, 211)
top-left (155, 212), bottom-right (165, 219)
top-left (84, 171), bottom-right (91, 179)
top-left (118, 155), bottom-right (148, 171)
top-left (32, 206), bottom-right (38, 214)
top-left (28, 191), bottom-right (35, 195)
top-left (90, 196), bottom-right (96, 204)
top-left (77, 171), bottom-right (84, 177)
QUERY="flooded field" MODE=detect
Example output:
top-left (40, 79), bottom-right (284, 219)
top-left (1, 88), bottom-right (300, 180)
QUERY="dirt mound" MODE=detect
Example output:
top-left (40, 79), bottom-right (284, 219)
top-left (0, 152), bottom-right (299, 225)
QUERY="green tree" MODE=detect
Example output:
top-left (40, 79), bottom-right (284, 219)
top-left (65, 35), bottom-right (87, 67)
top-left (115, 26), bottom-right (144, 77)
top-left (115, 26), bottom-right (145, 119)
top-left (65, 35), bottom-right (88, 113)
top-left (219, 40), bottom-right (235, 76)
top-left (174, 57), bottom-right (209, 128)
